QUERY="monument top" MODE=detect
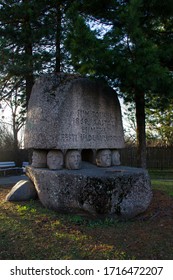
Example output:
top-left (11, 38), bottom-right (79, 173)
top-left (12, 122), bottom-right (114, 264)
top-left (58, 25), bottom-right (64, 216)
top-left (24, 73), bottom-right (125, 150)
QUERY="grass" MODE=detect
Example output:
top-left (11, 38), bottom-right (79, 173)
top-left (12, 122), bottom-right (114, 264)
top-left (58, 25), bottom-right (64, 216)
top-left (0, 169), bottom-right (173, 260)
top-left (0, 193), bottom-right (128, 260)
top-left (149, 169), bottom-right (173, 197)
top-left (151, 180), bottom-right (173, 197)
top-left (149, 169), bottom-right (173, 180)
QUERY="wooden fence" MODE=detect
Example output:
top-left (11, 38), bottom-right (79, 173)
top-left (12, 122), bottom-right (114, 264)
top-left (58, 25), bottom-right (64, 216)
top-left (0, 147), bottom-right (173, 169)
top-left (120, 147), bottom-right (173, 169)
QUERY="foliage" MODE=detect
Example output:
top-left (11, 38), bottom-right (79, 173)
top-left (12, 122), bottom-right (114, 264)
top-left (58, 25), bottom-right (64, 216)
top-left (122, 102), bottom-right (137, 146)
top-left (146, 100), bottom-right (173, 146)
top-left (67, 0), bottom-right (173, 92)
top-left (66, 0), bottom-right (173, 167)
top-left (123, 99), bottom-right (173, 147)
top-left (1, 0), bottom-right (173, 166)
top-left (0, 124), bottom-right (14, 150)
top-left (0, 77), bottom-right (26, 148)
top-left (0, 0), bottom-right (78, 105)
top-left (0, 0), bottom-right (78, 147)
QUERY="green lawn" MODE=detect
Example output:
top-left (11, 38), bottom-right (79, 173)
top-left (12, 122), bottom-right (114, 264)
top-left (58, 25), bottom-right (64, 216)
top-left (0, 170), bottom-right (173, 260)
top-left (151, 180), bottom-right (173, 196)
top-left (149, 169), bottom-right (173, 196)
top-left (149, 169), bottom-right (173, 180)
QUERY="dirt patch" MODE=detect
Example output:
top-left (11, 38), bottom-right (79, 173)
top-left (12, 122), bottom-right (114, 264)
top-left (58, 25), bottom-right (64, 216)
top-left (0, 184), bottom-right (173, 259)
top-left (135, 189), bottom-right (173, 221)
top-left (0, 185), bottom-right (12, 200)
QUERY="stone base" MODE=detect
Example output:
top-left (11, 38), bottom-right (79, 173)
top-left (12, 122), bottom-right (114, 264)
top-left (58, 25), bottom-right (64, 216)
top-left (26, 162), bottom-right (152, 219)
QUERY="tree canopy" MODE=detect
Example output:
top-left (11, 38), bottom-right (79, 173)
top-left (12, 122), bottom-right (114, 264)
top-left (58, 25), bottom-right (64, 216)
top-left (0, 0), bottom-right (173, 167)
top-left (0, 0), bottom-right (77, 148)
top-left (0, 0), bottom-right (77, 105)
top-left (66, 0), bottom-right (173, 167)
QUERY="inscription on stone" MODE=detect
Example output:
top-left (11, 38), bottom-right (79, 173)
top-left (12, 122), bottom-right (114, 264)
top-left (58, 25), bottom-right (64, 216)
top-left (25, 74), bottom-right (125, 151)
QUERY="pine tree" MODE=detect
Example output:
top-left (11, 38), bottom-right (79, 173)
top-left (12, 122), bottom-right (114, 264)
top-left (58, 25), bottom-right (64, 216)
top-left (0, 0), bottom-right (77, 106)
top-left (0, 0), bottom-right (48, 105)
top-left (66, 0), bottom-right (173, 168)
top-left (0, 0), bottom-right (78, 151)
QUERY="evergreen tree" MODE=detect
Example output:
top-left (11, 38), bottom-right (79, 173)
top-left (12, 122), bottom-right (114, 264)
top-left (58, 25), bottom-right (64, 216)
top-left (0, 0), bottom-right (49, 105)
top-left (1, 0), bottom-right (173, 168)
top-left (123, 100), bottom-right (173, 147)
top-left (145, 99), bottom-right (173, 147)
top-left (66, 0), bottom-right (173, 168)
top-left (0, 0), bottom-right (77, 150)
top-left (0, 0), bottom-right (77, 106)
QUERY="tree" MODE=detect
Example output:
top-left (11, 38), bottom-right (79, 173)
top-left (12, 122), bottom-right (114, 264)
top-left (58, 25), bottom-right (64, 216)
top-left (0, 0), bottom-right (81, 153)
top-left (122, 102), bottom-right (137, 146)
top-left (1, 0), bottom-right (173, 168)
top-left (1, 0), bottom-right (37, 105)
top-left (0, 124), bottom-right (14, 151)
top-left (120, 96), bottom-right (173, 147)
top-left (145, 101), bottom-right (173, 147)
top-left (66, 0), bottom-right (173, 168)
top-left (0, 0), bottom-right (77, 107)
top-left (1, 78), bottom-right (26, 150)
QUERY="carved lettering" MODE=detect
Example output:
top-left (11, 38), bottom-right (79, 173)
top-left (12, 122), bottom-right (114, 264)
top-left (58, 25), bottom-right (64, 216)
top-left (69, 109), bottom-right (118, 137)
top-left (60, 134), bottom-right (78, 142)
top-left (25, 75), bottom-right (125, 150)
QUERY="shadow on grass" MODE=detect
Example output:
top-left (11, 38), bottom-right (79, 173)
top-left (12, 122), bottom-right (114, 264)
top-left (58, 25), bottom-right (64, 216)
top-left (1, 182), bottom-right (173, 260)
top-left (0, 194), bottom-right (128, 260)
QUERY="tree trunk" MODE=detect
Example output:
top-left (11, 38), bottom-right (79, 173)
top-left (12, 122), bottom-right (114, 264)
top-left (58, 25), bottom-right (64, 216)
top-left (23, 0), bottom-right (34, 107)
top-left (25, 27), bottom-right (34, 108)
top-left (135, 91), bottom-right (147, 168)
top-left (12, 112), bottom-right (20, 165)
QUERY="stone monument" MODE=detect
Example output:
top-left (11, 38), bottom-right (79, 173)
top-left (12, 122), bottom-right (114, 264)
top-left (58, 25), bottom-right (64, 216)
top-left (96, 149), bottom-right (112, 167)
top-left (25, 74), bottom-right (125, 152)
top-left (65, 150), bottom-right (81, 170)
top-left (31, 150), bottom-right (47, 168)
top-left (24, 73), bottom-right (152, 219)
top-left (47, 150), bottom-right (64, 170)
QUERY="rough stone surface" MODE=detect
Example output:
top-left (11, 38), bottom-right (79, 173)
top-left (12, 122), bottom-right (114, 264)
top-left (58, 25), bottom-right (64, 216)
top-left (31, 150), bottom-right (47, 168)
top-left (6, 179), bottom-right (37, 201)
top-left (26, 163), bottom-right (152, 218)
top-left (65, 150), bottom-right (81, 170)
top-left (47, 150), bottom-right (64, 170)
top-left (111, 150), bottom-right (121, 166)
top-left (96, 149), bottom-right (112, 167)
top-left (24, 74), bottom-right (125, 150)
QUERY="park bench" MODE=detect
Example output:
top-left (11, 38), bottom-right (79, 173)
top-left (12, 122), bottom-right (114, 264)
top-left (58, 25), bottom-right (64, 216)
top-left (0, 161), bottom-right (23, 176)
